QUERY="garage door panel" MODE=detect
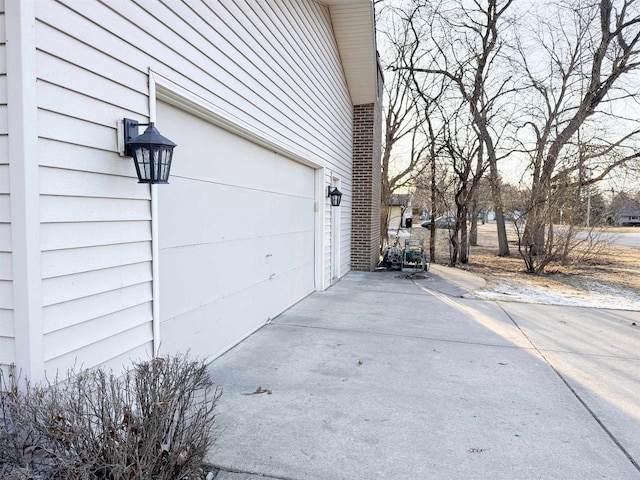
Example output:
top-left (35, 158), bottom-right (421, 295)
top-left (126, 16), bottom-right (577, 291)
top-left (159, 176), bottom-right (314, 250)
top-left (160, 231), bottom-right (314, 321)
top-left (162, 104), bottom-right (313, 198)
top-left (158, 102), bottom-right (316, 357)
top-left (160, 263), bottom-right (314, 359)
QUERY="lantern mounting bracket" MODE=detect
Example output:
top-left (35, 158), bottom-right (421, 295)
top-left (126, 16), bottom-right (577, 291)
top-left (122, 118), bottom-right (153, 157)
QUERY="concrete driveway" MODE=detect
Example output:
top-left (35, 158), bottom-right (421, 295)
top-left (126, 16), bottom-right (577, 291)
top-left (206, 267), bottom-right (640, 480)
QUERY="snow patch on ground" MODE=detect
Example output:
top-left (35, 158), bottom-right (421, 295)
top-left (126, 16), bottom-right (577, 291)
top-left (467, 278), bottom-right (640, 311)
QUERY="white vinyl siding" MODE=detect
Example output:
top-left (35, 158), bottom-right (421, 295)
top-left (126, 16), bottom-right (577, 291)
top-left (35, 6), bottom-right (154, 370)
top-left (29, 0), bottom-right (352, 374)
top-left (0, 0), bottom-right (13, 370)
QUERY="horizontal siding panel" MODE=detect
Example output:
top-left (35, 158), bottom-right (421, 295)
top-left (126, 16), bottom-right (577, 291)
top-left (0, 279), bottom-right (12, 309)
top-left (0, 195), bottom-right (9, 223)
top-left (0, 75), bottom-right (5, 103)
top-left (0, 336), bottom-right (14, 365)
top-left (0, 223), bottom-right (11, 252)
top-left (50, 1), bottom-right (274, 126)
top-left (41, 196), bottom-right (150, 222)
top-left (0, 105), bottom-right (6, 134)
top-left (258, 1), bottom-right (347, 107)
top-left (244, 3), bottom-right (352, 161)
top-left (38, 109), bottom-right (117, 151)
top-left (42, 221), bottom-right (151, 251)
top-left (39, 138), bottom-right (135, 177)
top-left (44, 302), bottom-right (152, 360)
top-left (43, 262), bottom-right (152, 307)
top-left (36, 56), bottom-right (147, 123)
top-left (0, 136), bottom-right (7, 164)
top-left (42, 241), bottom-right (152, 279)
top-left (0, 45), bottom-right (5, 75)
top-left (37, 79), bottom-right (145, 130)
top-left (43, 282), bottom-right (152, 333)
top-left (162, 1), bottom-right (348, 141)
top-left (44, 322), bottom-right (153, 374)
top-left (0, 308), bottom-right (13, 337)
top-left (0, 164), bottom-right (8, 193)
top-left (0, 251), bottom-right (11, 280)
top-left (40, 167), bottom-right (149, 200)
top-left (36, 21), bottom-right (149, 98)
top-left (35, 1), bottom-right (149, 76)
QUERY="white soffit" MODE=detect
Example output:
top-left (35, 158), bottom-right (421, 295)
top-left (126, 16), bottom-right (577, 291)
top-left (320, 0), bottom-right (377, 105)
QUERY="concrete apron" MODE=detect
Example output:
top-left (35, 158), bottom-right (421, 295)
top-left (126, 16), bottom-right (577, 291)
top-left (206, 270), bottom-right (640, 480)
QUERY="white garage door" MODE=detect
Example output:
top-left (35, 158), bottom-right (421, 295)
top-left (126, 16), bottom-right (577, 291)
top-left (157, 102), bottom-right (316, 358)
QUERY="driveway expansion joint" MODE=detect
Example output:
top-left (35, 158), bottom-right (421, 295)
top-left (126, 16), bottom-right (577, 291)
top-left (497, 303), bottom-right (640, 474)
top-left (272, 322), bottom-right (536, 351)
top-left (214, 465), bottom-right (301, 480)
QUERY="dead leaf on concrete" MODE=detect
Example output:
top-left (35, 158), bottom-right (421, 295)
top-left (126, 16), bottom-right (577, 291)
top-left (242, 385), bottom-right (272, 396)
top-left (468, 448), bottom-right (489, 453)
top-left (357, 360), bottom-right (363, 366)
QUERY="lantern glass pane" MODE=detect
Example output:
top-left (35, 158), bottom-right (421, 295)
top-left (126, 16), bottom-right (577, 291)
top-left (149, 146), bottom-right (159, 183)
top-left (134, 146), bottom-right (152, 182)
top-left (158, 147), bottom-right (173, 183)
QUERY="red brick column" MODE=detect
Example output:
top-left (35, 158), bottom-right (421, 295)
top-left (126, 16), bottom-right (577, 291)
top-left (351, 101), bottom-right (382, 271)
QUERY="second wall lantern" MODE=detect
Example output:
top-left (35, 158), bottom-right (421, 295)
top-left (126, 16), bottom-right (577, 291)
top-left (327, 186), bottom-right (343, 207)
top-left (122, 118), bottom-right (177, 184)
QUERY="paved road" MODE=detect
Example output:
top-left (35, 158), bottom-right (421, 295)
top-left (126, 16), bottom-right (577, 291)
top-left (207, 269), bottom-right (640, 480)
top-left (602, 230), bottom-right (640, 248)
top-left (480, 221), bottom-right (640, 249)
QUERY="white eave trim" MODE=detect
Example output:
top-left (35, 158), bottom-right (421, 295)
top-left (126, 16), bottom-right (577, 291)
top-left (325, 1), bottom-right (378, 105)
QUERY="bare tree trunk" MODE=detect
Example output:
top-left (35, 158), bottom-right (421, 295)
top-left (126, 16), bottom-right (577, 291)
top-left (429, 134), bottom-right (438, 264)
top-left (469, 197), bottom-right (479, 247)
top-left (380, 171), bottom-right (392, 256)
top-left (476, 114), bottom-right (510, 256)
top-left (460, 206), bottom-right (469, 263)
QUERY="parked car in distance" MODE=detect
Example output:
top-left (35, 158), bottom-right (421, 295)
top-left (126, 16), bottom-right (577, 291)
top-left (421, 216), bottom-right (456, 229)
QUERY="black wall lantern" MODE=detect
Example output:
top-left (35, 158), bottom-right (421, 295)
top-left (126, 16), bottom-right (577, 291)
top-left (327, 186), bottom-right (342, 207)
top-left (122, 118), bottom-right (177, 184)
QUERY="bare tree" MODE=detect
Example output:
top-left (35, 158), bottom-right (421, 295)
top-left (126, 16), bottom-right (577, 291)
top-left (397, 0), bottom-right (517, 257)
top-left (438, 105), bottom-right (486, 264)
top-left (516, 0), bottom-right (640, 271)
top-left (378, 5), bottom-right (429, 253)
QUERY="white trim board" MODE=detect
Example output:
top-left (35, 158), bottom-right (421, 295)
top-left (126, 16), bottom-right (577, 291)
top-left (6, 0), bottom-right (44, 382)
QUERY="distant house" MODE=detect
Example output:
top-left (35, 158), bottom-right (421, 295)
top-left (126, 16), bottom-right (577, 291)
top-left (619, 211), bottom-right (640, 226)
top-left (387, 194), bottom-right (413, 232)
top-left (1, 0), bottom-right (381, 382)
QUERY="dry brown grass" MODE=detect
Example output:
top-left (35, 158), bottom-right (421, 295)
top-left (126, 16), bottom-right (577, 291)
top-left (401, 223), bottom-right (640, 296)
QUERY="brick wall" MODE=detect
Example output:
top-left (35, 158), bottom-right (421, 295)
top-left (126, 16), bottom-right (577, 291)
top-left (351, 100), bottom-right (382, 271)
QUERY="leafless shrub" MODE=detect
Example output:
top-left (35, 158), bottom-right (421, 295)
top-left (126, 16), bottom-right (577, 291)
top-left (1, 354), bottom-right (221, 479)
top-left (556, 226), bottom-right (612, 266)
